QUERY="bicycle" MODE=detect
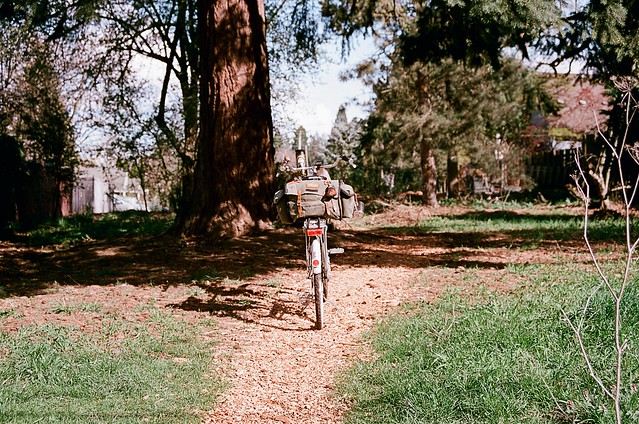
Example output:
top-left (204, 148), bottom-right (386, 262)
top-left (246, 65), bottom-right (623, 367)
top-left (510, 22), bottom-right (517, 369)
top-left (274, 153), bottom-right (361, 329)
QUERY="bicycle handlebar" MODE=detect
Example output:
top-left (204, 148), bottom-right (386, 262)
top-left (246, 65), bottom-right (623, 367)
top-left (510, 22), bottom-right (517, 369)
top-left (282, 155), bottom-right (357, 174)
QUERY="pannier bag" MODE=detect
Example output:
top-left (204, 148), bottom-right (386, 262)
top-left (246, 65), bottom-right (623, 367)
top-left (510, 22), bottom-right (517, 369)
top-left (274, 179), bottom-right (331, 223)
top-left (326, 181), bottom-right (356, 219)
top-left (273, 189), bottom-right (293, 224)
top-left (274, 179), bottom-right (358, 223)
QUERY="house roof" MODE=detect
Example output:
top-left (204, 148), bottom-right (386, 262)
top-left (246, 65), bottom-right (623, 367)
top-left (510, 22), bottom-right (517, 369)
top-left (542, 74), bottom-right (611, 135)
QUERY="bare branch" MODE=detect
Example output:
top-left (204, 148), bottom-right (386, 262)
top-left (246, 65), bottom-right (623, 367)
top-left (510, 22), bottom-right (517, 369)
top-left (572, 153), bottom-right (617, 300)
top-left (562, 310), bottom-right (614, 400)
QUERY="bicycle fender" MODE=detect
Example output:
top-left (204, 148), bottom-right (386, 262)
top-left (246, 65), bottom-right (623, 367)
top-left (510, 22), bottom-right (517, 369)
top-left (310, 238), bottom-right (322, 274)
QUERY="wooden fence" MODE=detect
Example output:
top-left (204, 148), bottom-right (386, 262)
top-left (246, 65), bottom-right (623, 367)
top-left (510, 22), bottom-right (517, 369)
top-left (526, 149), bottom-right (578, 189)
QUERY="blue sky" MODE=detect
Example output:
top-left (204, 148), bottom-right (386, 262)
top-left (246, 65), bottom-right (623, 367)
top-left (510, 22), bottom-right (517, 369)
top-left (285, 37), bottom-right (376, 136)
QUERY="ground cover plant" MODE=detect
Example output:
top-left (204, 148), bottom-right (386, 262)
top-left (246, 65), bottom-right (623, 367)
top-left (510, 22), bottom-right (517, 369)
top-left (387, 200), bottom-right (626, 243)
top-left (0, 305), bottom-right (222, 423)
top-left (339, 209), bottom-right (639, 423)
top-left (1, 211), bottom-right (221, 422)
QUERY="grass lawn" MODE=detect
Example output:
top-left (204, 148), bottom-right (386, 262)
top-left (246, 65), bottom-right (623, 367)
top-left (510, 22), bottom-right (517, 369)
top-left (339, 206), bottom-right (639, 423)
top-left (1, 211), bottom-right (222, 423)
top-left (0, 306), bottom-right (223, 423)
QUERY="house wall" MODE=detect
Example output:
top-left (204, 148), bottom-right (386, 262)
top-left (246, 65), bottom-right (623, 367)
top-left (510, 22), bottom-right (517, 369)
top-left (71, 167), bottom-right (152, 214)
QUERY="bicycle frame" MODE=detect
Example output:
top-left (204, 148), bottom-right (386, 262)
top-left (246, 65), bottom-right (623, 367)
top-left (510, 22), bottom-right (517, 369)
top-left (304, 217), bottom-right (330, 329)
top-left (304, 217), bottom-right (330, 279)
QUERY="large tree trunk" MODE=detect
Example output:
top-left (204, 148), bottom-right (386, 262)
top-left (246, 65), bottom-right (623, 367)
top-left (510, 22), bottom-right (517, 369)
top-left (421, 138), bottom-right (439, 207)
top-left (177, 0), bottom-right (275, 238)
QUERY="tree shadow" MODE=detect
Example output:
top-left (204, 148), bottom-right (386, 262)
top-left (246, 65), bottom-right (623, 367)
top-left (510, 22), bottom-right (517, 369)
top-left (0, 208), bottom-right (605, 300)
top-left (167, 279), bottom-right (318, 331)
top-left (0, 229), bottom-right (302, 297)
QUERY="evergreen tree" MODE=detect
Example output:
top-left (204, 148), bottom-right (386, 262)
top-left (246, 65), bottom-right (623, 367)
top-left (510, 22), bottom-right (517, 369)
top-left (175, 0), bottom-right (274, 238)
top-left (325, 0), bottom-right (560, 205)
top-left (326, 105), bottom-right (362, 163)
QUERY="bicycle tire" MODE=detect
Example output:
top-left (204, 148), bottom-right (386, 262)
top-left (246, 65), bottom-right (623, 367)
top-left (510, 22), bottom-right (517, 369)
top-left (322, 271), bottom-right (329, 301)
top-left (322, 234), bottom-right (330, 301)
top-left (313, 272), bottom-right (324, 330)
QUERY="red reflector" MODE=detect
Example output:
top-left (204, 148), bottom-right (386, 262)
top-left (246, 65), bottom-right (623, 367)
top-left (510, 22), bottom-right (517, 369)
top-left (312, 259), bottom-right (320, 267)
top-left (306, 228), bottom-right (323, 236)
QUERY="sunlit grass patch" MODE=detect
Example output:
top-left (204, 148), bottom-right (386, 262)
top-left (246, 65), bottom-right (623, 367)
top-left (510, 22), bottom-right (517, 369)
top-left (0, 307), bottom-right (222, 423)
top-left (339, 263), bottom-right (639, 423)
top-left (383, 210), bottom-right (630, 246)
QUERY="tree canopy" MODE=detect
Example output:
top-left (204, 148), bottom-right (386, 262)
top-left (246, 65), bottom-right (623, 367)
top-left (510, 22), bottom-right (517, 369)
top-left (2, 0), bottom-right (639, 235)
top-left (321, 0), bottom-right (563, 204)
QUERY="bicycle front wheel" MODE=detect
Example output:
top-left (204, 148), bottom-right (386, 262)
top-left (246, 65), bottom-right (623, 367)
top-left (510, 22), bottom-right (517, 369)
top-left (313, 272), bottom-right (324, 330)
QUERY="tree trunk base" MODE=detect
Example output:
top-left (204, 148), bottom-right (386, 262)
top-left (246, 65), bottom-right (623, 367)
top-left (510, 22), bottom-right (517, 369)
top-left (179, 203), bottom-right (272, 239)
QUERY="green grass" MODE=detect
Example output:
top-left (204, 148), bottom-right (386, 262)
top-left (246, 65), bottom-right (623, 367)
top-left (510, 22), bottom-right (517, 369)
top-left (417, 214), bottom-right (582, 233)
top-left (0, 307), bottom-right (222, 423)
top-left (0, 309), bottom-right (24, 319)
top-left (339, 209), bottom-right (639, 423)
top-left (385, 210), bottom-right (632, 244)
top-left (22, 211), bottom-right (174, 247)
top-left (49, 301), bottom-right (103, 315)
top-left (339, 267), bottom-right (639, 423)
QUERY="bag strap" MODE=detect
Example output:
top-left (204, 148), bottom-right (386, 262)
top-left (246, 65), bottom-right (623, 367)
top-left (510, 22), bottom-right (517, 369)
top-left (338, 180), bottom-right (343, 218)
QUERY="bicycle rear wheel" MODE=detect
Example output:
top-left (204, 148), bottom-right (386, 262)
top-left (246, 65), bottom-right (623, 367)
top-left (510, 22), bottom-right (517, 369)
top-left (313, 273), bottom-right (324, 329)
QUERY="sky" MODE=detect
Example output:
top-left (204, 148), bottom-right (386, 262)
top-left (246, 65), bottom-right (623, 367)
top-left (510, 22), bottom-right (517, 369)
top-left (284, 39), bottom-right (376, 137)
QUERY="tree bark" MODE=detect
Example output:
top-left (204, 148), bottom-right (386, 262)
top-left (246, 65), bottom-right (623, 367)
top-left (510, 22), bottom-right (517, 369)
top-left (446, 150), bottom-right (459, 198)
top-left (176, 0), bottom-right (275, 238)
top-left (421, 138), bottom-right (439, 207)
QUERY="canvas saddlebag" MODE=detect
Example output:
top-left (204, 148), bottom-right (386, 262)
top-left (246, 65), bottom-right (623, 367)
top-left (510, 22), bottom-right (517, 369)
top-left (274, 179), bottom-right (358, 224)
top-left (273, 189), bottom-right (293, 224)
top-left (274, 179), bottom-right (332, 223)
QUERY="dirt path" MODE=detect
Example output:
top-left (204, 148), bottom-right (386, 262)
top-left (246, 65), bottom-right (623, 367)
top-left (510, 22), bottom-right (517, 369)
top-left (203, 265), bottom-right (424, 423)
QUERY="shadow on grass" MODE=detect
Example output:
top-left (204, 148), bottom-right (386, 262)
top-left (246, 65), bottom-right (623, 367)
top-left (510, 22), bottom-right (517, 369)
top-left (0, 208), bottom-right (623, 299)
